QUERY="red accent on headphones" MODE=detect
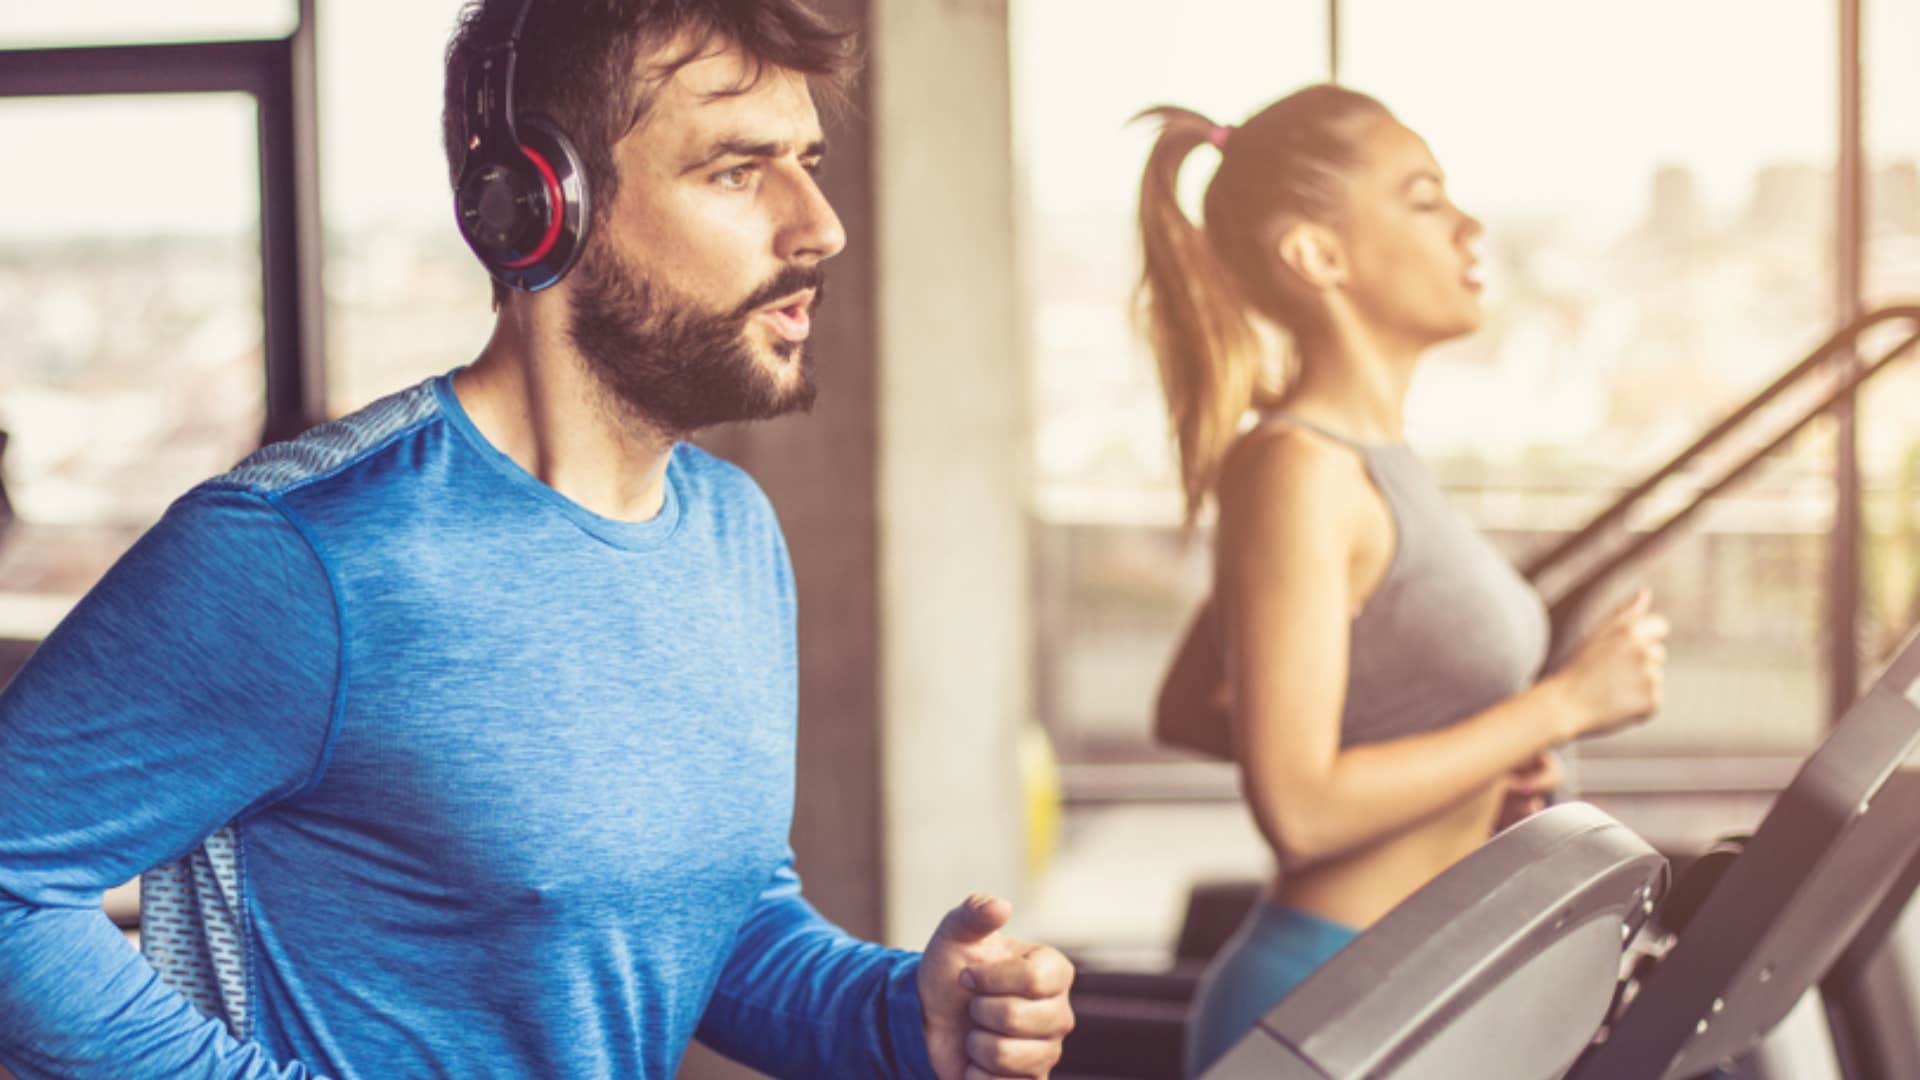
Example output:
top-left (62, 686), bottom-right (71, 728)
top-left (500, 142), bottom-right (565, 269)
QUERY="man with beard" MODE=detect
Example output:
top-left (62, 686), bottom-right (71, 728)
top-left (0, 2), bottom-right (1073, 1078)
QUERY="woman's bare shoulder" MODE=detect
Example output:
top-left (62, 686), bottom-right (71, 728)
top-left (1217, 420), bottom-right (1369, 516)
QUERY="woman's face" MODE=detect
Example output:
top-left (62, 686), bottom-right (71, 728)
top-left (1331, 118), bottom-right (1485, 350)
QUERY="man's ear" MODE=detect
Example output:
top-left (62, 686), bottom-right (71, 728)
top-left (1273, 222), bottom-right (1347, 291)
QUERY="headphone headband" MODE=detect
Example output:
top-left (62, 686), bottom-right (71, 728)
top-left (458, 0), bottom-right (533, 173)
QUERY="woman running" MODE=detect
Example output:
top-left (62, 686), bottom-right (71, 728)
top-left (1131, 84), bottom-right (1670, 1076)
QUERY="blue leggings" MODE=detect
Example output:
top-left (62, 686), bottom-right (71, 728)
top-left (1184, 902), bottom-right (1360, 1078)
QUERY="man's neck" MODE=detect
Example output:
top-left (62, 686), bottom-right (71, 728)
top-left (453, 308), bottom-right (678, 524)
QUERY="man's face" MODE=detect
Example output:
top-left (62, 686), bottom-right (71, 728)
top-left (564, 42), bottom-right (845, 435)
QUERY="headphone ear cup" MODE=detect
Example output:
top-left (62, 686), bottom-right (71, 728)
top-left (455, 154), bottom-right (545, 268)
top-left (496, 115), bottom-right (591, 293)
top-left (453, 116), bottom-right (591, 293)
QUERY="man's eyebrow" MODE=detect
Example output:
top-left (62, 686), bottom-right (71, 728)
top-left (679, 138), bottom-right (829, 176)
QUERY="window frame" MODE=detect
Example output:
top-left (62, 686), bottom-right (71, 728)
top-left (0, 6), bottom-right (326, 444)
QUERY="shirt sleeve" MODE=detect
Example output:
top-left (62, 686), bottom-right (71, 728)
top-left (693, 858), bottom-right (936, 1079)
top-left (0, 486), bottom-right (339, 1079)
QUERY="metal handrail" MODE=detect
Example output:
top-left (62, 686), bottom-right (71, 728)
top-left (1525, 303), bottom-right (1920, 638)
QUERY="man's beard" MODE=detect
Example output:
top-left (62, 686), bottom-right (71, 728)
top-left (565, 241), bottom-right (822, 437)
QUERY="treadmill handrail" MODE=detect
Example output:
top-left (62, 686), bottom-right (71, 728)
top-left (1521, 303), bottom-right (1920, 634)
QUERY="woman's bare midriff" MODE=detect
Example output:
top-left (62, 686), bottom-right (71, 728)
top-left (1272, 777), bottom-right (1508, 931)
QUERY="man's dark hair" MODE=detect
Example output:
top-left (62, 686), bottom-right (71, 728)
top-left (442, 0), bottom-right (860, 308)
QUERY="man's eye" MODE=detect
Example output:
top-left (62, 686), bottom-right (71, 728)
top-left (716, 165), bottom-right (757, 190)
top-left (801, 157), bottom-right (825, 177)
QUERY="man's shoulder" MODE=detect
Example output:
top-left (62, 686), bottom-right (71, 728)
top-left (215, 378), bottom-right (445, 499)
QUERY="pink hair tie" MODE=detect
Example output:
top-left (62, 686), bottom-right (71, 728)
top-left (1208, 124), bottom-right (1234, 150)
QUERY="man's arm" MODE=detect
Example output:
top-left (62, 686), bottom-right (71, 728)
top-left (695, 862), bottom-right (1074, 1080)
top-left (694, 859), bottom-right (933, 1079)
top-left (0, 488), bottom-right (338, 1079)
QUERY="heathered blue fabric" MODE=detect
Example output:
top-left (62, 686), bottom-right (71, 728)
top-left (0, 372), bottom-right (932, 1079)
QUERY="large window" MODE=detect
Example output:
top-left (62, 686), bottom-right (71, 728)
top-left (0, 94), bottom-right (265, 636)
top-left (1868, 0), bottom-right (1920, 313)
top-left (0, 1), bottom-right (492, 644)
top-left (1861, 0), bottom-right (1920, 681)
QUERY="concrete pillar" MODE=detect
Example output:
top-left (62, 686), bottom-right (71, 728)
top-left (868, 0), bottom-right (1029, 946)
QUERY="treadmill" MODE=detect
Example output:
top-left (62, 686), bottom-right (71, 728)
top-left (1200, 800), bottom-right (1667, 1079)
top-left (1565, 626), bottom-right (1920, 1079)
top-left (1205, 626), bottom-right (1920, 1080)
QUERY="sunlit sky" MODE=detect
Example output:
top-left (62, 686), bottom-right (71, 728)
top-left (0, 1), bottom-right (1917, 238)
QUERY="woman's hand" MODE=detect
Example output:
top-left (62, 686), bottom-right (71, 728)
top-left (1493, 750), bottom-right (1563, 832)
top-left (1547, 588), bottom-right (1668, 741)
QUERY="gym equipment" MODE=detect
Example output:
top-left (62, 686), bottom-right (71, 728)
top-left (1201, 801), bottom-right (1665, 1079)
top-left (1565, 627), bottom-right (1920, 1079)
top-left (1204, 624), bottom-right (1920, 1079)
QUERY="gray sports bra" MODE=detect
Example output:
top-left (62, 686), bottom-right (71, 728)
top-left (1263, 414), bottom-right (1551, 747)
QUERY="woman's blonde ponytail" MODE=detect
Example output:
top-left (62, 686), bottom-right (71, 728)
top-left (1134, 106), bottom-right (1265, 527)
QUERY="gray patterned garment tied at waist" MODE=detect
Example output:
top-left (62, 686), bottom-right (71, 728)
top-left (1263, 413), bottom-right (1552, 748)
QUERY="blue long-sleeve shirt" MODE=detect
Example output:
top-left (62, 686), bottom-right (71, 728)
top-left (0, 373), bottom-right (932, 1079)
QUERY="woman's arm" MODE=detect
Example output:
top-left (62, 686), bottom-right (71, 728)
top-left (1215, 428), bottom-right (1643, 874)
top-left (1152, 599), bottom-right (1233, 759)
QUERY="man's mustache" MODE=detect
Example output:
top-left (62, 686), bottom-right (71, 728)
top-left (732, 265), bottom-right (827, 319)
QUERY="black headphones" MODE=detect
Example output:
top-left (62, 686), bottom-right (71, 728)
top-left (453, 0), bottom-right (591, 292)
